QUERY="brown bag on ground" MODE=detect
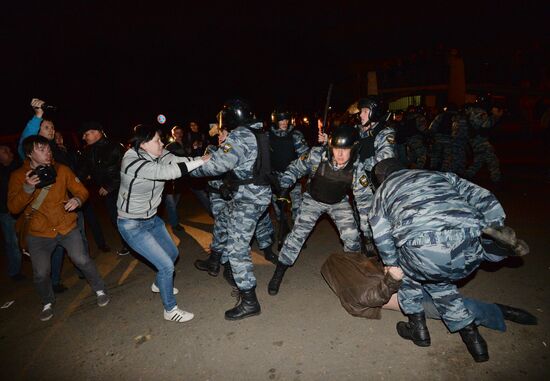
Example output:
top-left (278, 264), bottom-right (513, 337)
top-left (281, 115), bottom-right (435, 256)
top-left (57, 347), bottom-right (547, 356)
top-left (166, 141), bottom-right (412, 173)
top-left (321, 252), bottom-right (401, 319)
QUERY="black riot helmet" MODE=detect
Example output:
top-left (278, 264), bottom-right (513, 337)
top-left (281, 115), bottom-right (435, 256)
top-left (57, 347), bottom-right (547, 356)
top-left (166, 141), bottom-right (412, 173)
top-left (357, 96), bottom-right (387, 124)
top-left (329, 124), bottom-right (359, 149)
top-left (271, 110), bottom-right (291, 123)
top-left (217, 98), bottom-right (255, 131)
top-left (328, 124), bottom-right (359, 166)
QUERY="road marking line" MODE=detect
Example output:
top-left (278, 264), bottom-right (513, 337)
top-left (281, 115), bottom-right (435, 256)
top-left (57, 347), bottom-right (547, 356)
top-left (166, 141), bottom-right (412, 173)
top-left (118, 259), bottom-right (139, 285)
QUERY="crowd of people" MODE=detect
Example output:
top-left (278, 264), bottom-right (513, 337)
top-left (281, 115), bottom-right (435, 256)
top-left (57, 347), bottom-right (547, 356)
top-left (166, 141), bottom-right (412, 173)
top-left (391, 97), bottom-right (504, 184)
top-left (0, 95), bottom-right (538, 363)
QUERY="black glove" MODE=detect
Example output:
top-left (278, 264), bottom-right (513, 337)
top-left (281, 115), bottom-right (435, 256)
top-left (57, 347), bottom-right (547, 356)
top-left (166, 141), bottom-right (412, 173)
top-left (277, 188), bottom-right (291, 203)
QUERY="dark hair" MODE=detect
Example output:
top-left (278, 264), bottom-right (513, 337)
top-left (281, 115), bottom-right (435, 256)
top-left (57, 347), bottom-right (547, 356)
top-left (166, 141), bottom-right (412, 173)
top-left (22, 135), bottom-right (50, 157)
top-left (79, 121), bottom-right (104, 137)
top-left (39, 118), bottom-right (54, 128)
top-left (129, 124), bottom-right (162, 151)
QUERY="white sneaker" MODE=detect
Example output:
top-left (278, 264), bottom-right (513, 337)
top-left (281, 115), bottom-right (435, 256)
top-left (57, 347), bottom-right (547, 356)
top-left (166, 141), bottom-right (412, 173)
top-left (40, 303), bottom-right (54, 321)
top-left (151, 283), bottom-right (179, 295)
top-left (164, 307), bottom-right (194, 323)
top-left (96, 290), bottom-right (110, 307)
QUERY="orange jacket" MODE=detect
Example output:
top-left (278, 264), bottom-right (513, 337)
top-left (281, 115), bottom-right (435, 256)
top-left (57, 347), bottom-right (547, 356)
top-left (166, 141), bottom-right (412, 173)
top-left (8, 160), bottom-right (89, 238)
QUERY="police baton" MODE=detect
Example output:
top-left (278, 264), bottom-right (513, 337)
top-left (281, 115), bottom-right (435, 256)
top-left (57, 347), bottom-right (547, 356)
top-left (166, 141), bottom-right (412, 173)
top-left (321, 83), bottom-right (333, 135)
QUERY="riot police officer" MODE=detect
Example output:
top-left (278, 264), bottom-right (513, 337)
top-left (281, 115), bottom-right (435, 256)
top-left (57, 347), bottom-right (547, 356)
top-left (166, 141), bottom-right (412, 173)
top-left (269, 109), bottom-right (309, 221)
top-left (268, 124), bottom-right (362, 295)
top-left (351, 96), bottom-right (397, 254)
top-left (397, 105), bottom-right (428, 169)
top-left (428, 104), bottom-right (456, 171)
top-left (191, 99), bottom-right (271, 320)
top-left (464, 95), bottom-right (503, 183)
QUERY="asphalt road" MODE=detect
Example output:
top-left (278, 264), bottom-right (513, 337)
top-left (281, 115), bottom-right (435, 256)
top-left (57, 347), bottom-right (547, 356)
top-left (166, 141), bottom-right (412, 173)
top-left (0, 165), bottom-right (549, 380)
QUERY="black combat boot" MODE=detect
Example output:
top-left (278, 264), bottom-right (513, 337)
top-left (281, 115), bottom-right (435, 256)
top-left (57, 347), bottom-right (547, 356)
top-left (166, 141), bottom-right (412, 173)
top-left (396, 312), bottom-right (431, 347)
top-left (194, 250), bottom-right (222, 276)
top-left (459, 323), bottom-right (489, 362)
top-left (225, 287), bottom-right (261, 320)
top-left (262, 245), bottom-right (278, 264)
top-left (222, 262), bottom-right (237, 288)
top-left (495, 303), bottom-right (538, 325)
top-left (268, 262), bottom-right (290, 295)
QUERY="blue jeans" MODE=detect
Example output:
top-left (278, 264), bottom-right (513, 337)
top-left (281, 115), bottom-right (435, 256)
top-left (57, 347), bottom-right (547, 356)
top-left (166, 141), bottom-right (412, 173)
top-left (0, 213), bottom-right (22, 277)
top-left (422, 290), bottom-right (506, 332)
top-left (164, 193), bottom-right (181, 227)
top-left (118, 216), bottom-right (179, 311)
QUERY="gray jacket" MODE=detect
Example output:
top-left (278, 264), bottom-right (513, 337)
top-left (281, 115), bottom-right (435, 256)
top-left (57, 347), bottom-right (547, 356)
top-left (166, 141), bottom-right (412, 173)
top-left (117, 148), bottom-right (203, 219)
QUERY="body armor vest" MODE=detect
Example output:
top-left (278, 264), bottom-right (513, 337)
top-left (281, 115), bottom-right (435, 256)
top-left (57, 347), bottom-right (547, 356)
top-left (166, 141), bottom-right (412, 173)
top-left (269, 130), bottom-right (297, 172)
top-left (356, 122), bottom-right (385, 161)
top-left (308, 160), bottom-right (353, 204)
top-left (225, 127), bottom-right (274, 188)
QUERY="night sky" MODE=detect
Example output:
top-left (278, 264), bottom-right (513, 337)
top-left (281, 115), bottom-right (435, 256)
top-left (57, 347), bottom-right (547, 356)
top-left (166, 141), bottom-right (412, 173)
top-left (4, 1), bottom-right (547, 136)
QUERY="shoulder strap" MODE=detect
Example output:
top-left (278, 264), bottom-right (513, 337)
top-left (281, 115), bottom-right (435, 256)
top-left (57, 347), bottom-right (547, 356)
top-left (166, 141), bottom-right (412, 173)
top-left (31, 185), bottom-right (52, 211)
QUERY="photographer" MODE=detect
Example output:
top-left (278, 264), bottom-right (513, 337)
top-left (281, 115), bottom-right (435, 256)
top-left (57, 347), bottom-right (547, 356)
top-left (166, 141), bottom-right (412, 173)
top-left (18, 98), bottom-right (84, 292)
top-left (8, 135), bottom-right (109, 321)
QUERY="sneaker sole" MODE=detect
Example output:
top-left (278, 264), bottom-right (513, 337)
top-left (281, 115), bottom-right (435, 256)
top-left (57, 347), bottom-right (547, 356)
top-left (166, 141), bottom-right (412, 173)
top-left (164, 313), bottom-right (194, 323)
top-left (40, 313), bottom-right (54, 321)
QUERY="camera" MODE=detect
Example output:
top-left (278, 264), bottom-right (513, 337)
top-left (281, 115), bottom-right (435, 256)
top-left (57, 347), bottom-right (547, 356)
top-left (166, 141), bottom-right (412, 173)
top-left (29, 165), bottom-right (57, 188)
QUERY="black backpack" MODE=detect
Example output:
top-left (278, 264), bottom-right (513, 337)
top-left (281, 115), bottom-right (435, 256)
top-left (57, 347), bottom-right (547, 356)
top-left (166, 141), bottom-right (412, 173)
top-left (224, 127), bottom-right (279, 192)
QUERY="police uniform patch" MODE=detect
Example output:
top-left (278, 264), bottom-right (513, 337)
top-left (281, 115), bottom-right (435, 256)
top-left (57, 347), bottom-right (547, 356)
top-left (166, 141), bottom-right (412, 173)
top-left (359, 175), bottom-right (369, 187)
top-left (222, 143), bottom-right (232, 153)
top-left (387, 135), bottom-right (395, 144)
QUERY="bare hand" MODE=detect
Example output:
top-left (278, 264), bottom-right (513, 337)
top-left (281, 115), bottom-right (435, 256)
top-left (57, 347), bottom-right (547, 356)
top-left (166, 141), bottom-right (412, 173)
top-left (385, 266), bottom-right (404, 281)
top-left (201, 153), bottom-right (211, 162)
top-left (30, 98), bottom-right (45, 118)
top-left (25, 170), bottom-right (41, 188)
top-left (98, 187), bottom-right (109, 196)
top-left (64, 197), bottom-right (81, 212)
top-left (318, 131), bottom-right (328, 144)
